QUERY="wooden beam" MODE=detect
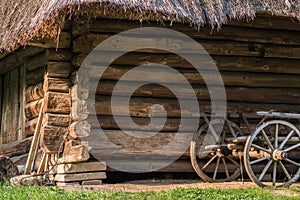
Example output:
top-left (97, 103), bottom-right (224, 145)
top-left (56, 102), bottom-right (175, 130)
top-left (87, 65), bottom-right (300, 88)
top-left (55, 172), bottom-right (106, 182)
top-left (92, 80), bottom-right (300, 104)
top-left (57, 140), bottom-right (90, 164)
top-left (28, 32), bottom-right (71, 49)
top-left (25, 82), bottom-right (44, 103)
top-left (0, 47), bottom-right (44, 75)
top-left (44, 92), bottom-right (71, 114)
top-left (0, 137), bottom-right (32, 157)
top-left (90, 96), bottom-right (300, 117)
top-left (47, 62), bottom-right (71, 78)
top-left (25, 99), bottom-right (42, 120)
top-left (40, 125), bottom-right (68, 153)
top-left (69, 121), bottom-right (91, 139)
top-left (43, 77), bottom-right (69, 93)
top-left (47, 49), bottom-right (73, 62)
top-left (57, 161), bottom-right (106, 174)
top-left (25, 52), bottom-right (48, 72)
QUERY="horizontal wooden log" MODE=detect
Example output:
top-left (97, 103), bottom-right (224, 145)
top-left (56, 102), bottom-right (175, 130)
top-left (87, 65), bottom-right (300, 88)
top-left (26, 67), bottom-right (44, 86)
top-left (55, 172), bottom-right (106, 182)
top-left (25, 99), bottom-right (42, 120)
top-left (77, 51), bottom-right (300, 75)
top-left (69, 121), bottom-right (91, 139)
top-left (0, 47), bottom-right (44, 75)
top-left (43, 77), bottom-right (69, 93)
top-left (44, 92), bottom-right (71, 114)
top-left (40, 126), bottom-right (68, 153)
top-left (72, 17), bottom-right (90, 36)
top-left (73, 33), bottom-right (300, 59)
top-left (88, 129), bottom-right (192, 157)
top-left (57, 161), bottom-right (106, 174)
top-left (44, 113), bottom-right (70, 127)
top-left (28, 32), bottom-right (71, 49)
top-left (25, 82), bottom-right (44, 103)
top-left (92, 80), bottom-right (300, 104)
top-left (228, 14), bottom-right (300, 32)
top-left (71, 84), bottom-right (89, 100)
top-left (88, 115), bottom-right (197, 132)
top-left (0, 137), bottom-right (32, 157)
top-left (25, 52), bottom-right (48, 72)
top-left (25, 118), bottom-right (37, 136)
top-left (89, 18), bottom-right (300, 45)
top-left (71, 100), bottom-right (89, 121)
top-left (47, 62), bottom-right (71, 78)
top-left (90, 96), bottom-right (300, 117)
top-left (106, 159), bottom-right (195, 173)
top-left (57, 140), bottom-right (90, 164)
top-left (47, 49), bottom-right (73, 62)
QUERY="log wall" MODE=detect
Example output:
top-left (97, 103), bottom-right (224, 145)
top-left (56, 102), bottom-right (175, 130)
top-left (71, 15), bottom-right (300, 171)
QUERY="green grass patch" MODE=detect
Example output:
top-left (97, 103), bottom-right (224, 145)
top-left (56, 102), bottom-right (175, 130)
top-left (0, 182), bottom-right (299, 200)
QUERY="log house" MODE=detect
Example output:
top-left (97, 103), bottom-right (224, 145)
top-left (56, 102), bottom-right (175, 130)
top-left (0, 1), bottom-right (299, 180)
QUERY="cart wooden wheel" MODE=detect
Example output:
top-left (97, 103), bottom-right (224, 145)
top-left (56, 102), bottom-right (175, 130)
top-left (244, 120), bottom-right (300, 187)
top-left (0, 156), bottom-right (19, 183)
top-left (190, 119), bottom-right (243, 182)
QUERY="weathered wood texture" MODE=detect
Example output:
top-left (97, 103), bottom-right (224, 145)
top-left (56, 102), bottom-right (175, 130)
top-left (55, 172), bottom-right (106, 182)
top-left (57, 161), bottom-right (106, 174)
top-left (70, 16), bottom-right (300, 172)
top-left (0, 137), bottom-right (32, 157)
top-left (40, 125), bottom-right (68, 153)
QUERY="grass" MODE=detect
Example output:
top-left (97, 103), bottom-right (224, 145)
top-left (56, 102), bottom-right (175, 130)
top-left (0, 182), bottom-right (299, 200)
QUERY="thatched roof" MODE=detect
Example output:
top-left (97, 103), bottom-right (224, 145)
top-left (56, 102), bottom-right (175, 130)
top-left (1, 0), bottom-right (300, 52)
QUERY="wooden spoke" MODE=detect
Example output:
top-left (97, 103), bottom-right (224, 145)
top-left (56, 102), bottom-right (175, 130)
top-left (279, 130), bottom-right (295, 149)
top-left (258, 159), bottom-right (273, 181)
top-left (201, 154), bottom-right (218, 170)
top-left (222, 157), bottom-right (230, 179)
top-left (283, 143), bottom-right (300, 152)
top-left (213, 157), bottom-right (220, 180)
top-left (227, 157), bottom-right (240, 168)
top-left (284, 158), bottom-right (300, 167)
top-left (250, 156), bottom-right (271, 165)
top-left (225, 118), bottom-right (236, 138)
top-left (278, 161), bottom-right (292, 180)
top-left (251, 143), bottom-right (271, 154)
top-left (272, 162), bottom-right (277, 186)
top-left (274, 123), bottom-right (279, 149)
top-left (261, 129), bottom-right (274, 151)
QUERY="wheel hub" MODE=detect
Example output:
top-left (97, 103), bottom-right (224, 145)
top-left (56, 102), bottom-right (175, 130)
top-left (272, 149), bottom-right (287, 161)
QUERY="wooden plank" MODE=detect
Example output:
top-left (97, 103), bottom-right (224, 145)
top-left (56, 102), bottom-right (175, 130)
top-left (55, 172), bottom-right (106, 182)
top-left (0, 76), bottom-right (2, 143)
top-left (0, 136), bottom-right (32, 157)
top-left (0, 47), bottom-right (44, 75)
top-left (25, 82), bottom-right (44, 103)
top-left (81, 180), bottom-right (102, 185)
top-left (92, 81), bottom-right (300, 104)
top-left (40, 125), bottom-right (68, 153)
top-left (18, 64), bottom-right (26, 140)
top-left (56, 182), bottom-right (80, 186)
top-left (47, 62), bottom-right (71, 78)
top-left (57, 162), bottom-right (106, 174)
top-left (73, 33), bottom-right (300, 59)
top-left (44, 92), bottom-right (71, 114)
top-left (25, 118), bottom-right (37, 136)
top-left (1, 73), bottom-right (10, 144)
top-left (28, 32), bottom-right (71, 49)
top-left (47, 49), bottom-right (73, 62)
top-left (87, 65), bottom-right (300, 88)
top-left (90, 96), bottom-right (300, 117)
top-left (43, 77), bottom-right (69, 93)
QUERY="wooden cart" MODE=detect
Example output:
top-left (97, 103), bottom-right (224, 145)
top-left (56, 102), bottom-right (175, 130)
top-left (190, 111), bottom-right (300, 187)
